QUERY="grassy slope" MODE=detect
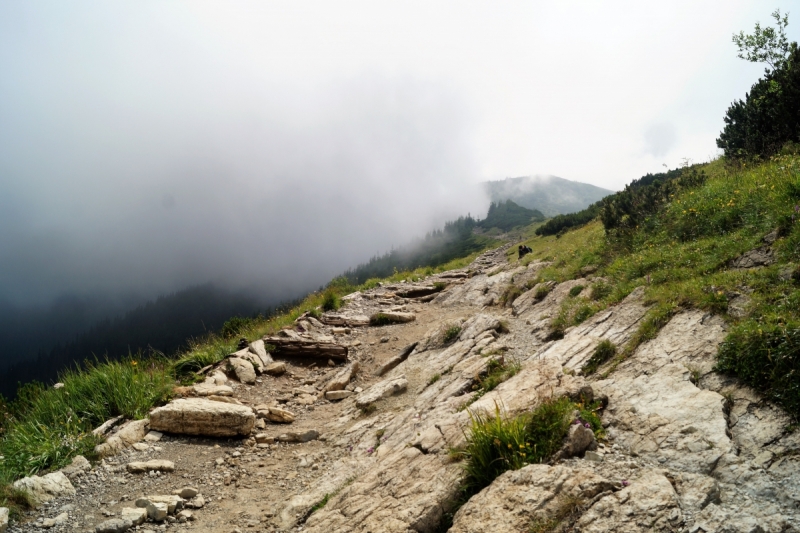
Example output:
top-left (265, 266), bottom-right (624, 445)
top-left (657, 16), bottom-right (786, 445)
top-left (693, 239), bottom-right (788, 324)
top-left (509, 155), bottom-right (800, 414)
top-left (0, 250), bottom-right (490, 514)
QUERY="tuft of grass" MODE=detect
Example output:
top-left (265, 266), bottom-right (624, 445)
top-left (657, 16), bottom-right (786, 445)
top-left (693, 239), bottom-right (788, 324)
top-left (582, 340), bottom-right (617, 375)
top-left (568, 285), bottom-right (585, 297)
top-left (369, 313), bottom-right (397, 326)
top-left (589, 280), bottom-right (612, 301)
top-left (443, 325), bottom-right (462, 345)
top-left (433, 281), bottom-right (447, 292)
top-left (428, 374), bottom-right (441, 386)
top-left (322, 289), bottom-right (342, 312)
top-left (534, 284), bottom-right (551, 301)
top-left (460, 398), bottom-right (575, 498)
top-left (467, 358), bottom-right (521, 406)
top-left (499, 285), bottom-right (524, 307)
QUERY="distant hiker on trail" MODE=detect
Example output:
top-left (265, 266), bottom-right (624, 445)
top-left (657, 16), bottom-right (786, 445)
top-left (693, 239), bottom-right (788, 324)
top-left (518, 245), bottom-right (531, 259)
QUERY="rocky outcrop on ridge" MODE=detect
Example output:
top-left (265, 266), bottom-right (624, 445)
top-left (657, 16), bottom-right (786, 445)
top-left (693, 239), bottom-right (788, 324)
top-left (5, 246), bottom-right (800, 533)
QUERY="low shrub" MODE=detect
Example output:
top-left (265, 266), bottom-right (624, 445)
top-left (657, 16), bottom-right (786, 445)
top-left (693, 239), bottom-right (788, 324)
top-left (589, 280), bottom-right (612, 301)
top-left (443, 326), bottom-right (462, 345)
top-left (568, 285), bottom-right (585, 297)
top-left (716, 323), bottom-right (800, 415)
top-left (499, 285), bottom-right (523, 307)
top-left (534, 285), bottom-right (551, 301)
top-left (321, 289), bottom-right (342, 312)
top-left (220, 316), bottom-right (254, 339)
top-left (582, 340), bottom-right (617, 375)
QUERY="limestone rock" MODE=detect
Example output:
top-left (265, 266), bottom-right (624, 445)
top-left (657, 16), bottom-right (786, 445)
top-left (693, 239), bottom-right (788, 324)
top-left (143, 430), bottom-right (163, 442)
top-left (42, 512), bottom-right (68, 528)
top-left (322, 362), bottom-right (359, 394)
top-left (146, 502), bottom-right (168, 521)
top-left (12, 471), bottom-right (75, 507)
top-left (175, 487), bottom-right (198, 499)
top-left (228, 356), bottom-right (256, 384)
top-left (0, 507), bottom-right (7, 533)
top-left (120, 507), bottom-right (147, 526)
top-left (149, 398), bottom-right (255, 437)
top-left (369, 311), bottom-right (416, 324)
top-left (192, 383), bottom-right (234, 397)
top-left (94, 419), bottom-right (149, 457)
top-left (554, 423), bottom-right (596, 460)
top-left (260, 406), bottom-right (295, 424)
top-left (730, 245), bottom-right (775, 269)
top-left (355, 376), bottom-right (408, 408)
top-left (248, 339), bottom-right (274, 365)
top-left (277, 429), bottom-right (320, 443)
top-left (95, 518), bottom-right (133, 533)
top-left (325, 390), bottom-right (353, 401)
top-left (59, 454), bottom-right (91, 479)
top-left (376, 342), bottom-right (418, 376)
top-left (126, 460), bottom-right (175, 474)
top-left (264, 362), bottom-right (287, 376)
top-left (262, 335), bottom-right (349, 361)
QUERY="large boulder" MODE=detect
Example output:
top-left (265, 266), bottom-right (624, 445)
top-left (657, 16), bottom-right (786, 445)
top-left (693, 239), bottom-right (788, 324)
top-left (228, 356), bottom-right (256, 384)
top-left (248, 339), bottom-right (274, 365)
top-left (149, 398), bottom-right (255, 437)
top-left (12, 471), bottom-right (75, 507)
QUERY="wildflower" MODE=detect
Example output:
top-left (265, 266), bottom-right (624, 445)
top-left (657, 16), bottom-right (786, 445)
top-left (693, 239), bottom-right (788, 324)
top-left (621, 480), bottom-right (630, 487)
top-left (131, 361), bottom-right (138, 366)
top-left (366, 446), bottom-right (374, 454)
top-left (584, 423), bottom-right (590, 428)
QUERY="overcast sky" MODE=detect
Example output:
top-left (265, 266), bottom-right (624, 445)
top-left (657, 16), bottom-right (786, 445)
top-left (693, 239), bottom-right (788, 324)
top-left (1, 1), bottom-right (797, 308)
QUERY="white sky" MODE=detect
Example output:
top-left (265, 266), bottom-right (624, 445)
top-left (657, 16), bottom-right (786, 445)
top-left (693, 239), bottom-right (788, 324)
top-left (159, 1), bottom-right (797, 189)
top-left (1, 1), bottom-right (798, 305)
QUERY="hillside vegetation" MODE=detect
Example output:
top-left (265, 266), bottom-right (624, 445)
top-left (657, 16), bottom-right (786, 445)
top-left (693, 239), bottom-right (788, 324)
top-left (512, 154), bottom-right (800, 416)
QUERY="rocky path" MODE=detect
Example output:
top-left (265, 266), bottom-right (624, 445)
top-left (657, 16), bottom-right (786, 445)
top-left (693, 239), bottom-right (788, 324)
top-left (6, 245), bottom-right (800, 533)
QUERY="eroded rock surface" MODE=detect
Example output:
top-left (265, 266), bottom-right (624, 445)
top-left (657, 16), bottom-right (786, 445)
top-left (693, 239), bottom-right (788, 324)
top-left (8, 246), bottom-right (800, 533)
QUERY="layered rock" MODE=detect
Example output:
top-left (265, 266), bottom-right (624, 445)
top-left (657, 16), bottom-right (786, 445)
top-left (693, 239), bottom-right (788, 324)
top-left (149, 398), bottom-right (255, 437)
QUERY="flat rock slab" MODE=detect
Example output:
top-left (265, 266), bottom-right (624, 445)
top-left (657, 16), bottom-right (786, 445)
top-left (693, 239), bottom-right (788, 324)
top-left (120, 507), bottom-right (147, 526)
top-left (370, 311), bottom-right (416, 324)
top-left (12, 471), bottom-right (75, 507)
top-left (255, 406), bottom-right (295, 423)
top-left (149, 398), bottom-right (255, 437)
top-left (126, 460), bottom-right (175, 474)
top-left (325, 390), bottom-right (354, 401)
top-left (355, 376), bottom-right (408, 409)
top-left (0, 507), bottom-right (7, 533)
top-left (277, 429), bottom-right (320, 443)
top-left (192, 383), bottom-right (233, 397)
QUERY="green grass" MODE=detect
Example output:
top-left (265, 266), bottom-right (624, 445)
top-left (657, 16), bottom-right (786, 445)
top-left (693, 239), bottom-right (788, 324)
top-left (0, 354), bottom-right (174, 514)
top-left (499, 284), bottom-right (524, 307)
top-left (442, 325), bottom-right (462, 345)
top-left (581, 339), bottom-right (617, 375)
top-left (321, 289), bottom-right (342, 312)
top-left (458, 397), bottom-right (588, 503)
top-left (511, 154), bottom-right (800, 419)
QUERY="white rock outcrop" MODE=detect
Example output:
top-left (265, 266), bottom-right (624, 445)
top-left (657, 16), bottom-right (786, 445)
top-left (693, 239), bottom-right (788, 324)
top-left (149, 398), bottom-right (255, 436)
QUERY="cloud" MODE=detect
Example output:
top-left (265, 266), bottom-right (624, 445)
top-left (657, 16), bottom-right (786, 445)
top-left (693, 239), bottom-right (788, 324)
top-left (644, 122), bottom-right (678, 158)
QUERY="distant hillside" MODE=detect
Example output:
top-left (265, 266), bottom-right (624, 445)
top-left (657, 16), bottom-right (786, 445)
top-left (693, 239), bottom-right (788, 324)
top-left (477, 200), bottom-right (544, 232)
top-left (0, 284), bottom-right (281, 399)
top-left (484, 175), bottom-right (613, 217)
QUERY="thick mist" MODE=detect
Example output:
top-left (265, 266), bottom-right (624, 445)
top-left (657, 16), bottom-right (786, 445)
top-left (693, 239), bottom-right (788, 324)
top-left (0, 9), bottom-right (488, 315)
